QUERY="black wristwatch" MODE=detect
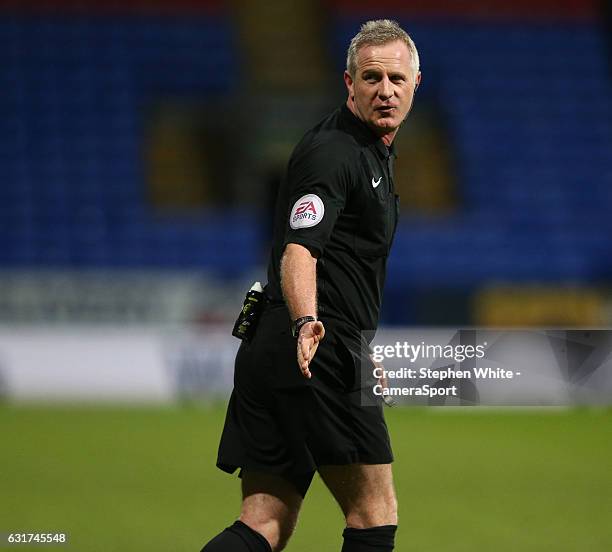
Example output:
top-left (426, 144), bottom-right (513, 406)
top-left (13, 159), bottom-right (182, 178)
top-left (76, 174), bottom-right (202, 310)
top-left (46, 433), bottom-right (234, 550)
top-left (291, 316), bottom-right (317, 338)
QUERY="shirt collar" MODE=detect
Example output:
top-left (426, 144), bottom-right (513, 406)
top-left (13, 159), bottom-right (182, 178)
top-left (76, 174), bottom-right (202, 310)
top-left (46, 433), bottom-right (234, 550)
top-left (340, 103), bottom-right (396, 160)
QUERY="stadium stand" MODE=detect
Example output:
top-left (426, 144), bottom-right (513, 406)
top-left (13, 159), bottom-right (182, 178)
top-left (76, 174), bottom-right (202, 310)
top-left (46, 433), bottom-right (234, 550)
top-left (0, 5), bottom-right (258, 272)
top-left (0, 0), bottom-right (610, 323)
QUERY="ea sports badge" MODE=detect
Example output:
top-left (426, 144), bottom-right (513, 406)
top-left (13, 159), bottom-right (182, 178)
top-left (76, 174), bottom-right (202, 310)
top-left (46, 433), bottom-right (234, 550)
top-left (289, 194), bottom-right (324, 229)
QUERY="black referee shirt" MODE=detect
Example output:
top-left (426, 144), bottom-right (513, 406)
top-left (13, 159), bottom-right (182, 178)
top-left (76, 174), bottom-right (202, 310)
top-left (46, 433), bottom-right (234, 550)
top-left (266, 103), bottom-right (399, 335)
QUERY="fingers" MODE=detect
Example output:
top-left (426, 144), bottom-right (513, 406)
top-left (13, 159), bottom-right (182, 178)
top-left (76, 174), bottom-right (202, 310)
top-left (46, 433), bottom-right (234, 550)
top-left (298, 337), bottom-right (312, 379)
top-left (296, 321), bottom-right (325, 379)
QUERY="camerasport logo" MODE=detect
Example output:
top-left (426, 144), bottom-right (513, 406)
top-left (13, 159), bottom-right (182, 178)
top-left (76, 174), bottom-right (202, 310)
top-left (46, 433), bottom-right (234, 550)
top-left (289, 194), bottom-right (324, 229)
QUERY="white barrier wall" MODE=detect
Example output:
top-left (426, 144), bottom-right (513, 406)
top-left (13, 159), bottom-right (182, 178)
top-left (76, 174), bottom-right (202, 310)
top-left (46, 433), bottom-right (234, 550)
top-left (0, 326), bottom-right (610, 405)
top-left (0, 326), bottom-right (238, 402)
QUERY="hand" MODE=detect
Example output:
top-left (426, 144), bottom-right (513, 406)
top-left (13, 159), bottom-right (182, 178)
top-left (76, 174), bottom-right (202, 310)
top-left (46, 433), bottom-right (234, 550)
top-left (297, 321), bottom-right (325, 379)
top-left (372, 355), bottom-right (395, 407)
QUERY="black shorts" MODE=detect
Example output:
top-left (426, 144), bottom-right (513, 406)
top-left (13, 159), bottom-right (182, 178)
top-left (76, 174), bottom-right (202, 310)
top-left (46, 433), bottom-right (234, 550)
top-left (216, 303), bottom-right (393, 497)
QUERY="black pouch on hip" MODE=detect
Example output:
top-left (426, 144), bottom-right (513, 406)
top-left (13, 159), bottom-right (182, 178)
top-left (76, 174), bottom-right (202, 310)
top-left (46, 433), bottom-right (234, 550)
top-left (232, 282), bottom-right (266, 342)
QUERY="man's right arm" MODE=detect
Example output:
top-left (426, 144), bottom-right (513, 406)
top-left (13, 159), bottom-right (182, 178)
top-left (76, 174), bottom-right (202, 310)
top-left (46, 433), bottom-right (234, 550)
top-left (280, 243), bottom-right (325, 379)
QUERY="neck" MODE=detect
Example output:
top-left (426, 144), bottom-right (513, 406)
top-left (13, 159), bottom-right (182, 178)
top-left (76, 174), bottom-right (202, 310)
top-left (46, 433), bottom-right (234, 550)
top-left (381, 132), bottom-right (397, 147)
top-left (346, 99), bottom-right (398, 147)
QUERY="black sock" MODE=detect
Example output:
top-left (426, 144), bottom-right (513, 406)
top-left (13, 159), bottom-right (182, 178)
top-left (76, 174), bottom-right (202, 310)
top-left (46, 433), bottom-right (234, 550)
top-left (200, 520), bottom-right (272, 552)
top-left (341, 525), bottom-right (397, 551)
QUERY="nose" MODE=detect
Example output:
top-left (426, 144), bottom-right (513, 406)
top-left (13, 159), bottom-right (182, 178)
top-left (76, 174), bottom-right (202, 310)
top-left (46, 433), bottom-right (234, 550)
top-left (378, 75), bottom-right (392, 100)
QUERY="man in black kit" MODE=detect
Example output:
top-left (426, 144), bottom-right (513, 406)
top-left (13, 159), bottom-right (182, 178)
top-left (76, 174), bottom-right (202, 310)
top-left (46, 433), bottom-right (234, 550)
top-left (201, 19), bottom-right (421, 552)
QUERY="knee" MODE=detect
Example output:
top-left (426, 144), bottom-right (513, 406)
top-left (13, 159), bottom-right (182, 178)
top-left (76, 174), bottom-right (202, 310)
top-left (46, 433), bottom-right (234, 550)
top-left (346, 493), bottom-right (398, 529)
top-left (240, 513), bottom-right (297, 551)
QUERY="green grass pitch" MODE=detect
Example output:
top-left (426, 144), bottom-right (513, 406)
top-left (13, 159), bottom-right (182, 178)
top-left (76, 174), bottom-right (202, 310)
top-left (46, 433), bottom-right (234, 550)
top-left (1, 404), bottom-right (611, 551)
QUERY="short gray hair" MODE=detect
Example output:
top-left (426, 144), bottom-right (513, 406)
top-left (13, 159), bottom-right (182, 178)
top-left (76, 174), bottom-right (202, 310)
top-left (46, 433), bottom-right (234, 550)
top-left (346, 19), bottom-right (420, 77)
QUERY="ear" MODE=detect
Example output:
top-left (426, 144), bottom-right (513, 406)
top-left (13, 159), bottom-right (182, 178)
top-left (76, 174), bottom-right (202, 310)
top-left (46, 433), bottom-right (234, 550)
top-left (414, 71), bottom-right (422, 91)
top-left (344, 70), bottom-right (355, 100)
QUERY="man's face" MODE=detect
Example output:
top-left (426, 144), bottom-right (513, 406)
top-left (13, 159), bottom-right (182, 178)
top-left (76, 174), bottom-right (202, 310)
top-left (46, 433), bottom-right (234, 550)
top-left (345, 40), bottom-right (420, 138)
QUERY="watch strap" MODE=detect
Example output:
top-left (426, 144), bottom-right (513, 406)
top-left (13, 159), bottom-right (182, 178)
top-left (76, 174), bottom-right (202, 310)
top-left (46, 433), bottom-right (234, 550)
top-left (292, 316), bottom-right (317, 338)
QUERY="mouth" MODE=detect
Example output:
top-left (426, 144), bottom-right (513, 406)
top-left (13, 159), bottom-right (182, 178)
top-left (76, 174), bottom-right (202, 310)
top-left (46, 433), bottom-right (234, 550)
top-left (375, 106), bottom-right (396, 114)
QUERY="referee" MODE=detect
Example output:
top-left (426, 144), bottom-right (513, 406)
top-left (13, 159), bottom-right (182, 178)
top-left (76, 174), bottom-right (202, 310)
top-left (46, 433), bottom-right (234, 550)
top-left (201, 20), bottom-right (421, 552)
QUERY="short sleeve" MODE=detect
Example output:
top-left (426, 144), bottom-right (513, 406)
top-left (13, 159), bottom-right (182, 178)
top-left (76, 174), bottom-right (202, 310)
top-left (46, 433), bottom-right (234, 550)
top-left (283, 141), bottom-right (352, 256)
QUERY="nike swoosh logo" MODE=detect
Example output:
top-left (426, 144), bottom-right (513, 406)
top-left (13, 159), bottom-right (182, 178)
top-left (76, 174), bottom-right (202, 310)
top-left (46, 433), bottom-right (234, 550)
top-left (372, 177), bottom-right (382, 188)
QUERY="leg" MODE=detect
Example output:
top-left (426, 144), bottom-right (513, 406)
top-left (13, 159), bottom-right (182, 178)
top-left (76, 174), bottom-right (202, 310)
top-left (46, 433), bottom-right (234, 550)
top-left (200, 471), bottom-right (303, 552)
top-left (319, 463), bottom-right (398, 551)
top-left (240, 471), bottom-right (304, 551)
top-left (319, 463), bottom-right (397, 528)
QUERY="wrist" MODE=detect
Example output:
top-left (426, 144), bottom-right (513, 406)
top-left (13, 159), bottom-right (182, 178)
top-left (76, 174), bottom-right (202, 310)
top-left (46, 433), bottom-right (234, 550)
top-left (291, 315), bottom-right (317, 338)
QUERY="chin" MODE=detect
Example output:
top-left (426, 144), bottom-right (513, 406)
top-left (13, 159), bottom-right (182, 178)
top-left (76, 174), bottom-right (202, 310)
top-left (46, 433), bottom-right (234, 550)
top-left (374, 118), bottom-right (400, 132)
